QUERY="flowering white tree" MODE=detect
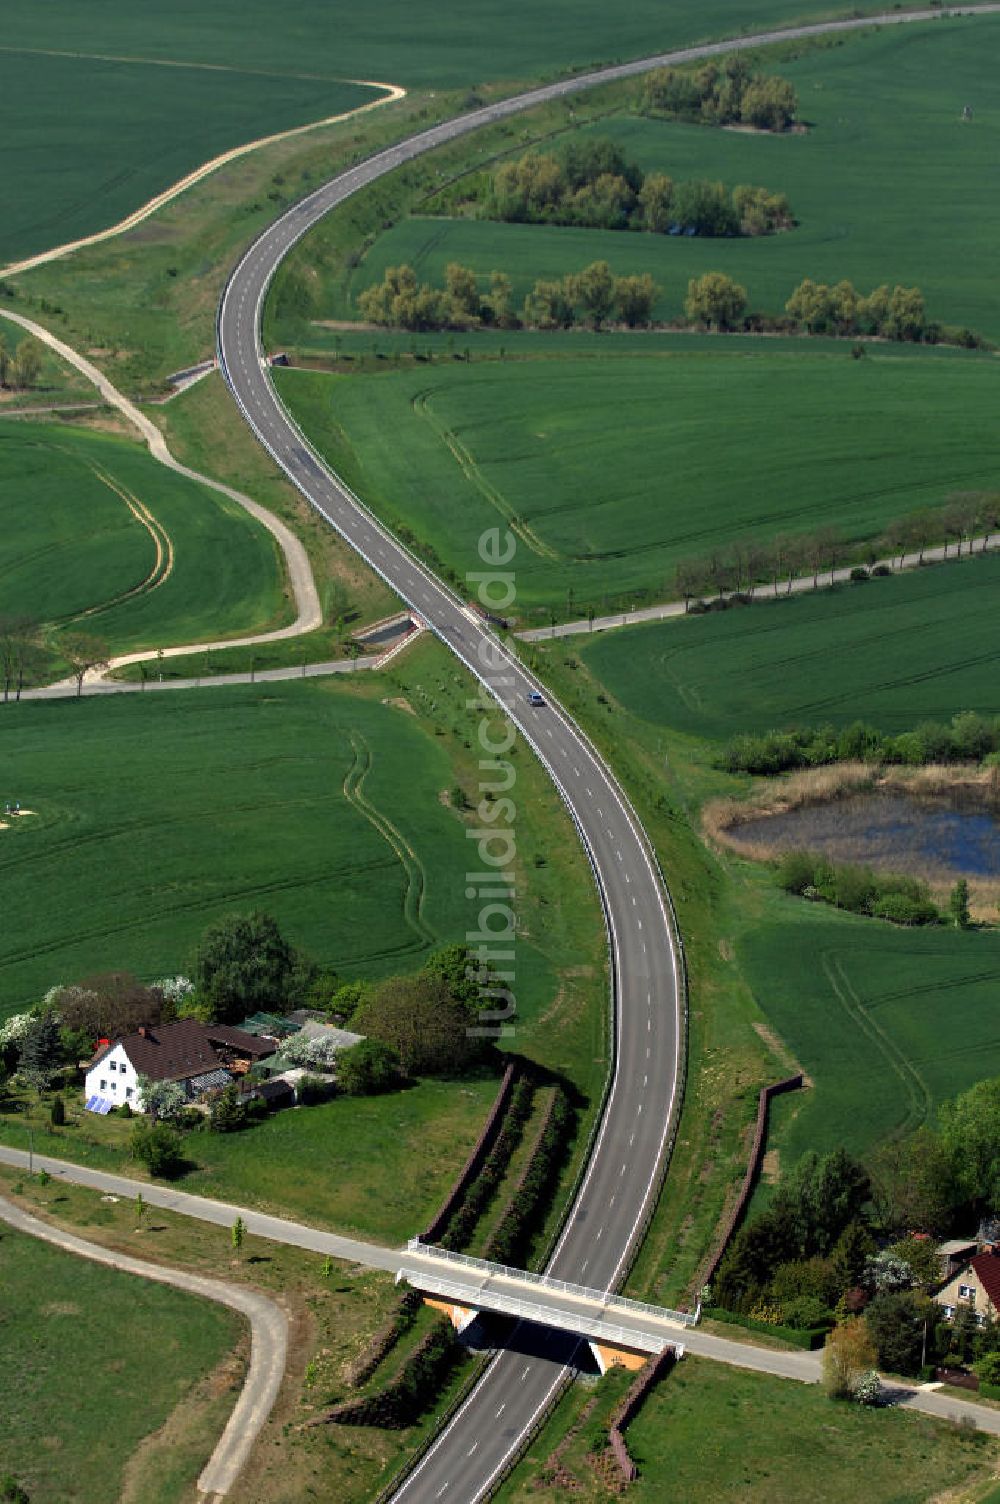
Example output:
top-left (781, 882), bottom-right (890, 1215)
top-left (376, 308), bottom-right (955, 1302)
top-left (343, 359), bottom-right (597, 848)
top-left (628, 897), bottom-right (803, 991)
top-left (0, 1012), bottom-right (35, 1049)
top-left (279, 1033), bottom-right (343, 1071)
top-left (136, 1074), bottom-right (188, 1120)
top-left (864, 1251), bottom-right (915, 1295)
top-left (152, 976), bottom-right (195, 1005)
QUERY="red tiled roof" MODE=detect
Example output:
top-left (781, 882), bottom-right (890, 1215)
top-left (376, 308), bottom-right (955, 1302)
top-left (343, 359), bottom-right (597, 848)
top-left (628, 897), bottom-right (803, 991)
top-left (88, 1019), bottom-right (272, 1084)
top-left (971, 1252), bottom-right (1000, 1312)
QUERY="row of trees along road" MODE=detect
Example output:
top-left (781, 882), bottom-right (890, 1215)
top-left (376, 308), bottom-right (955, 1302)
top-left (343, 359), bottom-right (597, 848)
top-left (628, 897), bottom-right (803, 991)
top-left (673, 488), bottom-right (1000, 610)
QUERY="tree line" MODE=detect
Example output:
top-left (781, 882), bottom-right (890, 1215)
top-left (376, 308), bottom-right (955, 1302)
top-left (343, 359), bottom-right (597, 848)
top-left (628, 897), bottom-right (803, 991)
top-left (774, 851), bottom-right (961, 929)
top-left (714, 1071), bottom-right (1000, 1384)
top-left (468, 136), bottom-right (792, 238)
top-left (720, 709), bottom-right (1000, 778)
top-left (359, 259), bottom-right (661, 332)
top-left (641, 56), bottom-right (799, 133)
top-left (674, 489), bottom-right (1000, 618)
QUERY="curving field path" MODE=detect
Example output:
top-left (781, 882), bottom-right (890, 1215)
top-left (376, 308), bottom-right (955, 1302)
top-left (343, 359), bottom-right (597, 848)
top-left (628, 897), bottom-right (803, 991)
top-left (215, 8), bottom-right (1000, 1500)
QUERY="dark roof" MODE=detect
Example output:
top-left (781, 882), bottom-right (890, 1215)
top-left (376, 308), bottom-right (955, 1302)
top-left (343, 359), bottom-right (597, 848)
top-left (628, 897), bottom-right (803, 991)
top-left (205, 1025), bottom-right (276, 1059)
top-left (89, 1019), bottom-right (271, 1084)
top-left (254, 1078), bottom-right (295, 1105)
top-left (970, 1252), bottom-right (1000, 1311)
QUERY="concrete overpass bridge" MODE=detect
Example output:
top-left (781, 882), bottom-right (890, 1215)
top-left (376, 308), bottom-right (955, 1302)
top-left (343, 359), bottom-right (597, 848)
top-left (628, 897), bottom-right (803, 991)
top-left (399, 1242), bottom-right (695, 1372)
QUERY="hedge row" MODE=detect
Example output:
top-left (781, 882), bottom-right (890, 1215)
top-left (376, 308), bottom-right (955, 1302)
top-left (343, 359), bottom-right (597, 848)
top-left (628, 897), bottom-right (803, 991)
top-left (342, 1289), bottom-right (422, 1390)
top-left (704, 1306), bottom-right (830, 1350)
top-left (482, 1087), bottom-right (574, 1268)
top-left (317, 1316), bottom-right (462, 1429)
top-left (440, 1074), bottom-right (535, 1251)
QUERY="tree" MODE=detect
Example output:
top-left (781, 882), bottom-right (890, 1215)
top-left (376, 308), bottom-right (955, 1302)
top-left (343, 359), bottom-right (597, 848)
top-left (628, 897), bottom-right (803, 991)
top-left (672, 180), bottom-right (739, 237)
top-left (949, 878), bottom-right (971, 930)
top-left (823, 1317), bottom-right (878, 1398)
top-left (869, 1126), bottom-right (960, 1235)
top-left (684, 272), bottom-right (747, 331)
top-left (210, 1082), bottom-right (251, 1133)
top-left (566, 260), bottom-right (615, 329)
top-left (938, 1076), bottom-right (1000, 1211)
top-left (884, 285), bottom-right (926, 342)
top-left (60, 631), bottom-right (109, 696)
top-left (194, 911), bottom-right (294, 1024)
top-left (613, 273), bottom-right (659, 328)
top-left (638, 172), bottom-right (674, 232)
top-left (445, 262), bottom-right (481, 325)
top-left (865, 1289), bottom-right (927, 1375)
top-left (11, 337), bottom-right (42, 390)
top-left (336, 1038), bottom-right (401, 1095)
top-left (486, 271), bottom-right (515, 328)
top-left (232, 1215), bottom-right (246, 1256)
top-left (16, 1012), bottom-right (63, 1094)
top-left (783, 1147), bottom-right (871, 1255)
top-left (523, 278), bottom-right (575, 330)
top-left (0, 334), bottom-right (10, 388)
top-left (354, 973), bottom-right (487, 1077)
top-left (740, 74), bottom-right (798, 131)
top-left (0, 616), bottom-right (42, 702)
top-left (973, 1351), bottom-right (1000, 1385)
top-left (862, 1250), bottom-right (915, 1296)
top-left (56, 973), bottom-right (165, 1043)
top-left (130, 1120), bottom-right (185, 1178)
top-left (49, 1093), bottom-right (65, 1127)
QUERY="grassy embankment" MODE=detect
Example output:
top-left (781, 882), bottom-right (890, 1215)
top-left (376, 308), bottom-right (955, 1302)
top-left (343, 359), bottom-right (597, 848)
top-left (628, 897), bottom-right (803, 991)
top-left (494, 1357), bottom-right (999, 1503)
top-left (0, 1166), bottom-right (473, 1504)
top-left (343, 17), bottom-right (1000, 341)
top-left (0, 419), bottom-right (289, 679)
top-left (275, 340), bottom-right (1000, 623)
top-left (0, 636), bottom-right (608, 1243)
top-left (1, 1205), bottom-right (240, 1504)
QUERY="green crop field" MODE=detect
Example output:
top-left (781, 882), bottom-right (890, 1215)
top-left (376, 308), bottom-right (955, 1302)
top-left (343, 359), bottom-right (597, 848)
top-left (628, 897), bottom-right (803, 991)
top-left (2, 1223), bottom-right (239, 1504)
top-left (0, 420), bottom-right (287, 665)
top-left (580, 551), bottom-right (1000, 739)
top-left (276, 342), bottom-right (999, 619)
top-left (739, 911), bottom-right (1000, 1165)
top-left (0, 54), bottom-right (377, 265)
top-left (344, 17), bottom-right (1000, 340)
top-left (0, 677), bottom-right (476, 1015)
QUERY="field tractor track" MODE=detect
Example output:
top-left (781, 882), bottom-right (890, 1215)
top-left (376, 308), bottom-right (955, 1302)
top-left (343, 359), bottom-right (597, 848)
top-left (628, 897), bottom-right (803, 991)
top-left (342, 729), bottom-right (436, 946)
top-left (822, 950), bottom-right (932, 1142)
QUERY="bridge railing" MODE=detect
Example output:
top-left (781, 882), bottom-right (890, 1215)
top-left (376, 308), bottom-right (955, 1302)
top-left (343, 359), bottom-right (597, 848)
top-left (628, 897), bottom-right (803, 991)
top-left (404, 1241), bottom-right (698, 1327)
top-left (399, 1269), bottom-right (677, 1353)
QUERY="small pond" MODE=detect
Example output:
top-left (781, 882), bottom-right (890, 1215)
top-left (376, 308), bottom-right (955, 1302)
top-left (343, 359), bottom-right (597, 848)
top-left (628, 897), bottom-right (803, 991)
top-left (726, 790), bottom-right (1000, 878)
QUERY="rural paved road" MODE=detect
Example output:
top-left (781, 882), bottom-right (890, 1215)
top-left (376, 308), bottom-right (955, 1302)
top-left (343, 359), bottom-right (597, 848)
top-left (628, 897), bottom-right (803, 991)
top-left (214, 8), bottom-right (1000, 1498)
top-left (6, 1147), bottom-right (1000, 1447)
top-left (0, 1190), bottom-right (288, 1498)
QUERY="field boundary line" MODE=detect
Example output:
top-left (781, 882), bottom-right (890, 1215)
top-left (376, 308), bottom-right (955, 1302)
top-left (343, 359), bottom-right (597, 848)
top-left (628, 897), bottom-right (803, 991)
top-left (0, 81), bottom-right (405, 281)
top-left (0, 305), bottom-right (323, 682)
top-left (0, 1191), bottom-right (288, 1498)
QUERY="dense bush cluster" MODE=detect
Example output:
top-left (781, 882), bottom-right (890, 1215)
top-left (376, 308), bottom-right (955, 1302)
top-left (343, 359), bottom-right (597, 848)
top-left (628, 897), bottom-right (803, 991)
top-left (675, 490), bottom-right (1000, 614)
top-left (320, 1316), bottom-right (462, 1428)
top-left (775, 852), bottom-right (939, 926)
top-left (481, 137), bottom-right (791, 238)
top-left (716, 1077), bottom-right (1000, 1379)
top-left (641, 57), bottom-right (799, 132)
top-left (720, 710), bottom-right (1000, 777)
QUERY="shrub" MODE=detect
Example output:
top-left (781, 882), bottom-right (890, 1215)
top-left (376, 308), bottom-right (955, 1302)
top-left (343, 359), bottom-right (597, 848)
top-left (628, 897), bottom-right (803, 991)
top-left (130, 1121), bottom-right (185, 1179)
top-left (853, 1369), bottom-right (882, 1405)
top-left (849, 566), bottom-right (869, 581)
top-left (49, 1093), bottom-right (65, 1127)
top-left (973, 1351), bottom-right (1000, 1385)
top-left (872, 563), bottom-right (892, 577)
top-left (871, 893), bottom-right (939, 926)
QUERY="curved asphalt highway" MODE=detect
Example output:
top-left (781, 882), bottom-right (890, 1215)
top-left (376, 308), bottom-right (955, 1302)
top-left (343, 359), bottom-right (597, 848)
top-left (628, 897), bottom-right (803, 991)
top-left (216, 9), bottom-right (986, 1497)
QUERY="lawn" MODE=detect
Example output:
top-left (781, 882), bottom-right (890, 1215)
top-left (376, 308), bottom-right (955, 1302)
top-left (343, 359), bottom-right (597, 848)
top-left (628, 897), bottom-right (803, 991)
top-left (739, 911), bottom-right (1000, 1166)
top-left (0, 1220), bottom-right (240, 1504)
top-left (497, 1357), bottom-right (997, 1501)
top-left (0, 419), bottom-right (288, 666)
top-left (580, 549), bottom-right (1000, 739)
top-left (275, 340), bottom-right (1000, 619)
top-left (344, 16), bottom-right (1000, 340)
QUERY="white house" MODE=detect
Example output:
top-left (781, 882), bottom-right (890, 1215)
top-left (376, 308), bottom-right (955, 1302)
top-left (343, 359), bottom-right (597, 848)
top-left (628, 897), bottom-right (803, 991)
top-left (84, 1019), bottom-right (276, 1114)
